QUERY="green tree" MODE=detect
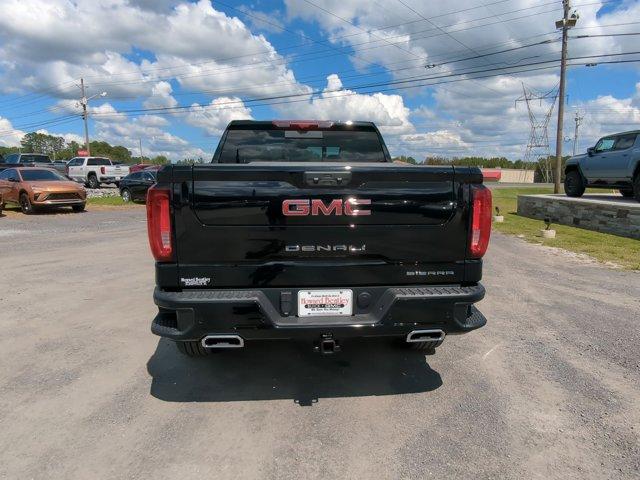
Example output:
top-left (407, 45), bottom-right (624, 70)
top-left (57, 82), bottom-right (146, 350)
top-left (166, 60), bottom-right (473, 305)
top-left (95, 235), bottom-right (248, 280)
top-left (88, 141), bottom-right (133, 163)
top-left (150, 155), bottom-right (169, 165)
top-left (176, 157), bottom-right (206, 165)
top-left (0, 146), bottom-right (20, 159)
top-left (20, 132), bottom-right (65, 158)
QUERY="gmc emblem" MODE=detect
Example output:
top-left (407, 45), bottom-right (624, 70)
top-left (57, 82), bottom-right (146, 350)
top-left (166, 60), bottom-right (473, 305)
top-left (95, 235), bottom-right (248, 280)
top-left (282, 198), bottom-right (372, 216)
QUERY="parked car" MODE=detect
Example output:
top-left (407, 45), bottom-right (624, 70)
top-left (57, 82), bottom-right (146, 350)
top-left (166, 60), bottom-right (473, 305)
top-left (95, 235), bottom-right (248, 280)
top-left (66, 156), bottom-right (130, 188)
top-left (51, 160), bottom-right (69, 174)
top-left (119, 170), bottom-right (157, 202)
top-left (148, 120), bottom-right (491, 357)
top-left (0, 153), bottom-right (55, 172)
top-left (0, 167), bottom-right (86, 214)
top-left (565, 130), bottom-right (640, 201)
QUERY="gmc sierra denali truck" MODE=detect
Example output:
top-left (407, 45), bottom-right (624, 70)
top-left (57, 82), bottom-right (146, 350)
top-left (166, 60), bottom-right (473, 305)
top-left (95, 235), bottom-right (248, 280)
top-left (148, 120), bottom-right (492, 357)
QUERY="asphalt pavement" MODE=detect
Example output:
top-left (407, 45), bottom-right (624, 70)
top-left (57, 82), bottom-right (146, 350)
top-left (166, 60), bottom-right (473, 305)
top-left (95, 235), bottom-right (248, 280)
top-left (0, 206), bottom-right (638, 479)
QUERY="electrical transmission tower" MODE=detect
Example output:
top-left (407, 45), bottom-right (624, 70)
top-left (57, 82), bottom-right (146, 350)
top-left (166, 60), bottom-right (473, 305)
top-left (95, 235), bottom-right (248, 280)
top-left (516, 83), bottom-right (559, 183)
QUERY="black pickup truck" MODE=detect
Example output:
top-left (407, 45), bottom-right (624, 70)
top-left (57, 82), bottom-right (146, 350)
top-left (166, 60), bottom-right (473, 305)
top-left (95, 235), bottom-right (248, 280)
top-left (148, 120), bottom-right (491, 357)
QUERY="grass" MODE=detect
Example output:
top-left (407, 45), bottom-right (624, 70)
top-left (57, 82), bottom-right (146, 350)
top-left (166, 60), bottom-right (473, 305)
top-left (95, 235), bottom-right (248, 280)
top-left (491, 187), bottom-right (640, 270)
top-left (87, 195), bottom-right (138, 206)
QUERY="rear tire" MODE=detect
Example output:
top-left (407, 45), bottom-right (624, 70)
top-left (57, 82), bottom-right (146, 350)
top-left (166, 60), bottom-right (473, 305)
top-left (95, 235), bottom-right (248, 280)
top-left (564, 170), bottom-right (585, 197)
top-left (176, 340), bottom-right (210, 357)
top-left (619, 188), bottom-right (634, 198)
top-left (19, 193), bottom-right (34, 215)
top-left (88, 174), bottom-right (99, 189)
top-left (121, 188), bottom-right (132, 202)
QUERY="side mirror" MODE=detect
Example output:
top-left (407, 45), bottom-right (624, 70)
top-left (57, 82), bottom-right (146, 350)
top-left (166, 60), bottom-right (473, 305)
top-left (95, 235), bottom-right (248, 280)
top-left (587, 147), bottom-right (595, 156)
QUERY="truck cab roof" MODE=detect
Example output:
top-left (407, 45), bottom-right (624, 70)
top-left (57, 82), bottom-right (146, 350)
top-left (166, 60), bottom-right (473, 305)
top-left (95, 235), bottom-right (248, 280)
top-left (227, 120), bottom-right (378, 130)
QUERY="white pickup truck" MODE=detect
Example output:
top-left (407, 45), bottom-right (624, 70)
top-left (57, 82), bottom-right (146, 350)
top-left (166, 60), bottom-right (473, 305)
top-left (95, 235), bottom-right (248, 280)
top-left (66, 157), bottom-right (130, 188)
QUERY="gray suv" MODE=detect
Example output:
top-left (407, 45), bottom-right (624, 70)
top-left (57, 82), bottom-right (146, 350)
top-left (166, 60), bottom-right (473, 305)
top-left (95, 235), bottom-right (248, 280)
top-left (564, 130), bottom-right (640, 201)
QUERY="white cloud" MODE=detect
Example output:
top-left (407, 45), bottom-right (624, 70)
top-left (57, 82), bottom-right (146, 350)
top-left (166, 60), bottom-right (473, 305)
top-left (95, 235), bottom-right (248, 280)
top-left (143, 82), bottom-right (178, 110)
top-left (137, 115), bottom-right (170, 128)
top-left (571, 82), bottom-right (640, 152)
top-left (236, 5), bottom-right (286, 34)
top-left (0, 0), bottom-right (309, 99)
top-left (285, 0), bottom-right (640, 159)
top-left (278, 74), bottom-right (414, 135)
top-left (0, 117), bottom-right (25, 147)
top-left (34, 130), bottom-right (84, 145)
top-left (90, 104), bottom-right (205, 160)
top-left (401, 130), bottom-right (470, 149)
top-left (185, 97), bottom-right (253, 136)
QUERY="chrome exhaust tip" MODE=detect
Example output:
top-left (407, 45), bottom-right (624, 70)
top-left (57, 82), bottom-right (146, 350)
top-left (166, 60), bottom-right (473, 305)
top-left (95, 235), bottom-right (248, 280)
top-left (406, 329), bottom-right (445, 343)
top-left (201, 335), bottom-right (245, 349)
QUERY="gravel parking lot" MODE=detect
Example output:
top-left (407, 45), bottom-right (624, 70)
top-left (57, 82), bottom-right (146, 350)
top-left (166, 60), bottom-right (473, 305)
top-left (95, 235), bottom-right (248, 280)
top-left (0, 207), bottom-right (638, 479)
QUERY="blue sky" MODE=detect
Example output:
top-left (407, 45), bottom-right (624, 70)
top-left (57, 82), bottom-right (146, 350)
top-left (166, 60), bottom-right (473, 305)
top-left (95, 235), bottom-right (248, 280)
top-left (0, 0), bottom-right (638, 160)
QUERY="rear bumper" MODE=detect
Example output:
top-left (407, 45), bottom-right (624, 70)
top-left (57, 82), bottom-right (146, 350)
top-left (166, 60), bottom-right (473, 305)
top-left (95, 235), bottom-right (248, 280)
top-left (151, 284), bottom-right (487, 342)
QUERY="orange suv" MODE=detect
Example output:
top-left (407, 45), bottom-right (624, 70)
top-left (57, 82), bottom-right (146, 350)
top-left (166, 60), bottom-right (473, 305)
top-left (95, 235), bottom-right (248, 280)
top-left (0, 167), bottom-right (87, 214)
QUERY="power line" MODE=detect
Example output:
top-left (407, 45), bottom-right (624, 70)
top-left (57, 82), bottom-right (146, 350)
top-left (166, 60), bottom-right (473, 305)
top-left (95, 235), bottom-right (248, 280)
top-left (40, 0), bottom-right (538, 86)
top-left (2, 57), bottom-right (638, 137)
top-left (571, 32), bottom-right (640, 38)
top-left (4, 50), bottom-right (638, 135)
top-left (0, 0), bottom-right (625, 110)
top-left (0, 0), bottom-right (580, 112)
top-left (10, 1), bottom-right (566, 97)
top-left (85, 51), bottom-right (640, 117)
top-left (3, 30), bottom-right (564, 121)
top-left (300, 0), bottom-right (422, 60)
top-left (5, 52), bottom-right (637, 135)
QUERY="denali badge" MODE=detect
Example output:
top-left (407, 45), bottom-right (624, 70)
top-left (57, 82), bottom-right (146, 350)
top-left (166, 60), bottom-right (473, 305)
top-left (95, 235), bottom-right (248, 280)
top-left (282, 198), bottom-right (371, 216)
top-left (286, 244), bottom-right (366, 253)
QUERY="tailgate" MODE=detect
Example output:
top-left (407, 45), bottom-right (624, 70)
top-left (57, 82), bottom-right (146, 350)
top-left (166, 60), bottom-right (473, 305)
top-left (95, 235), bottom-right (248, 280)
top-left (172, 163), bottom-right (474, 287)
top-left (108, 165), bottom-right (127, 175)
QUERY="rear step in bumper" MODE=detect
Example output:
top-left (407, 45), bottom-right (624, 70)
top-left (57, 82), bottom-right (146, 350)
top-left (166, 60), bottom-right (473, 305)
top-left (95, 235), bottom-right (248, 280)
top-left (151, 284), bottom-right (486, 342)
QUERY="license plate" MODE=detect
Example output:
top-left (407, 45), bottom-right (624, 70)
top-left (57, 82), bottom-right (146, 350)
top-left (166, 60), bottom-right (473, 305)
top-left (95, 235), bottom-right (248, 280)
top-left (298, 289), bottom-right (353, 317)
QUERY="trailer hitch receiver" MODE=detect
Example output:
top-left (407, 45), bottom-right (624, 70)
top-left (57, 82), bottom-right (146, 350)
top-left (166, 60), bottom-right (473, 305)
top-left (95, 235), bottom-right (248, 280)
top-left (314, 334), bottom-right (341, 354)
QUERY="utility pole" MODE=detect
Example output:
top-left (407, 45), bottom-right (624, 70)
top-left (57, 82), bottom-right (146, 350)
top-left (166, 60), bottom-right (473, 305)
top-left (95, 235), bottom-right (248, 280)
top-left (554, 0), bottom-right (577, 193)
top-left (79, 78), bottom-right (90, 156)
top-left (77, 78), bottom-right (107, 157)
top-left (572, 111), bottom-right (584, 156)
top-left (139, 138), bottom-right (144, 163)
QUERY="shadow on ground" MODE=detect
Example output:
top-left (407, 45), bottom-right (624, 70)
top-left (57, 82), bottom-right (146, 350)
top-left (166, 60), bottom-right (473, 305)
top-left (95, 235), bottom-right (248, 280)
top-left (147, 338), bottom-right (442, 406)
top-left (2, 205), bottom-right (79, 216)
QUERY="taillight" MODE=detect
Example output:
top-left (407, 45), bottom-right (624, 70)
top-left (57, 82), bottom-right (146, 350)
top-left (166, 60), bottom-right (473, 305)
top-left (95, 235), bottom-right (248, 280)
top-left (100, 166), bottom-right (106, 174)
top-left (469, 185), bottom-right (492, 258)
top-left (146, 186), bottom-right (173, 262)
